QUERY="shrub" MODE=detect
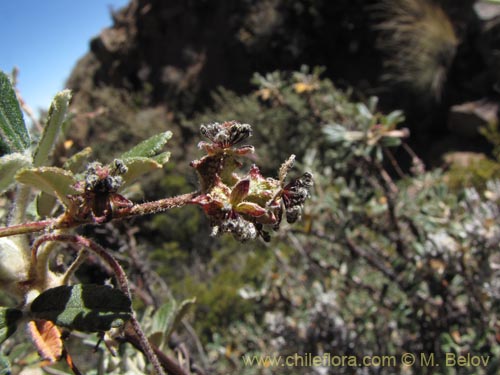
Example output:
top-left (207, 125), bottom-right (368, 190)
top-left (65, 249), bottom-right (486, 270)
top-left (0, 70), bottom-right (312, 374)
top-left (185, 66), bottom-right (500, 374)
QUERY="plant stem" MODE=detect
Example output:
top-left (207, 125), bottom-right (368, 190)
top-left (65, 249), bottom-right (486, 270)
top-left (8, 184), bottom-right (31, 226)
top-left (0, 191), bottom-right (199, 238)
top-left (31, 234), bottom-right (167, 375)
top-left (61, 249), bottom-right (89, 285)
top-left (118, 191), bottom-right (199, 218)
top-left (0, 219), bottom-right (55, 238)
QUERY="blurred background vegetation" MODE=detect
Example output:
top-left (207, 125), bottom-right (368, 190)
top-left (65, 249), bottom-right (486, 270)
top-left (6, 0), bottom-right (500, 374)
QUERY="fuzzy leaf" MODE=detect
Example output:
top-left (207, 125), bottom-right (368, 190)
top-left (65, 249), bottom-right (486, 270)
top-left (36, 192), bottom-right (58, 218)
top-left (16, 167), bottom-right (78, 206)
top-left (33, 90), bottom-right (72, 167)
top-left (0, 152), bottom-right (31, 194)
top-left (120, 156), bottom-right (167, 186)
top-left (27, 320), bottom-right (63, 363)
top-left (152, 151), bottom-right (171, 165)
top-left (167, 298), bottom-right (195, 339)
top-left (0, 71), bottom-right (30, 153)
top-left (0, 238), bottom-right (29, 283)
top-left (0, 307), bottom-right (23, 344)
top-left (149, 300), bottom-right (176, 348)
top-left (63, 146), bottom-right (92, 173)
top-left (30, 284), bottom-right (132, 332)
top-left (121, 131), bottom-right (172, 159)
top-left (149, 298), bottom-right (195, 348)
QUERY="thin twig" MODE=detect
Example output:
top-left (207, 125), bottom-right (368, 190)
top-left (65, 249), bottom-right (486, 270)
top-left (121, 323), bottom-right (191, 375)
top-left (61, 249), bottom-right (89, 285)
top-left (383, 147), bottom-right (406, 179)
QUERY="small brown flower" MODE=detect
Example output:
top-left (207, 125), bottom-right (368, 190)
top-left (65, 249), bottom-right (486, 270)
top-left (67, 160), bottom-right (132, 223)
top-left (191, 122), bottom-right (313, 241)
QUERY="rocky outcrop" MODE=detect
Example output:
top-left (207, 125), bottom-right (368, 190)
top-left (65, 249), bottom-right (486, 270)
top-left (65, 0), bottom-right (500, 163)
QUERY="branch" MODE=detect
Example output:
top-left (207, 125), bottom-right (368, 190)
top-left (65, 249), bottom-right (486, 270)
top-left (121, 324), bottom-right (191, 375)
top-left (31, 234), bottom-right (167, 375)
top-left (0, 191), bottom-right (199, 238)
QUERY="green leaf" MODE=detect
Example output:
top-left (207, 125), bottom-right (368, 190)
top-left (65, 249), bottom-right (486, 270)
top-left (0, 71), bottom-right (30, 153)
top-left (36, 192), bottom-right (58, 218)
top-left (323, 124), bottom-right (347, 144)
top-left (149, 298), bottom-right (195, 348)
top-left (120, 156), bottom-right (169, 186)
top-left (152, 151), bottom-right (171, 165)
top-left (30, 284), bottom-right (132, 332)
top-left (0, 307), bottom-right (23, 344)
top-left (121, 131), bottom-right (172, 159)
top-left (0, 354), bottom-right (10, 375)
top-left (381, 136), bottom-right (402, 148)
top-left (0, 152), bottom-right (32, 194)
top-left (167, 298), bottom-right (195, 339)
top-left (63, 146), bottom-right (92, 173)
top-left (16, 167), bottom-right (79, 206)
top-left (149, 300), bottom-right (176, 348)
top-left (32, 89), bottom-right (72, 167)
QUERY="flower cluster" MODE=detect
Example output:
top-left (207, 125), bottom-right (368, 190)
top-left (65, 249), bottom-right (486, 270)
top-left (67, 160), bottom-right (132, 223)
top-left (190, 121), bottom-right (312, 241)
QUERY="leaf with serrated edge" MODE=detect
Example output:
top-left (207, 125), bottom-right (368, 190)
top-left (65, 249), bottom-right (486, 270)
top-left (32, 90), bottom-right (72, 167)
top-left (16, 167), bottom-right (78, 207)
top-left (30, 284), bottom-right (132, 332)
top-left (0, 153), bottom-right (32, 194)
top-left (121, 131), bottom-right (172, 158)
top-left (0, 71), bottom-right (30, 153)
top-left (0, 307), bottom-right (22, 344)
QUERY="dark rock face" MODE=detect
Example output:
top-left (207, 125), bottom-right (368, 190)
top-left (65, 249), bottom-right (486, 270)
top-left (66, 0), bottom-right (499, 163)
top-left (67, 0), bottom-right (380, 113)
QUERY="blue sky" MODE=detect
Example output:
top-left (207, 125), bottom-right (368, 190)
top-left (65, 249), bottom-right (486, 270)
top-left (0, 0), bottom-right (129, 113)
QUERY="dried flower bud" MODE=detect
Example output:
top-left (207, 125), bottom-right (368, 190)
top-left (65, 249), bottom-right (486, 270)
top-left (191, 122), bottom-right (313, 241)
top-left (192, 122), bottom-right (255, 192)
top-left (200, 121), bottom-right (252, 148)
top-left (69, 161), bottom-right (132, 223)
top-left (84, 162), bottom-right (123, 193)
top-left (112, 159), bottom-right (128, 175)
top-left (282, 172), bottom-right (314, 223)
top-left (218, 216), bottom-right (257, 241)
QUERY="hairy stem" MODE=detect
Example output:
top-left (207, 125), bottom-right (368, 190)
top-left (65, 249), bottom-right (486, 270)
top-left (0, 191), bottom-right (199, 238)
top-left (0, 219), bottom-right (56, 238)
top-left (8, 185), bottom-right (31, 226)
top-left (61, 250), bottom-right (89, 285)
top-left (31, 234), bottom-right (166, 375)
